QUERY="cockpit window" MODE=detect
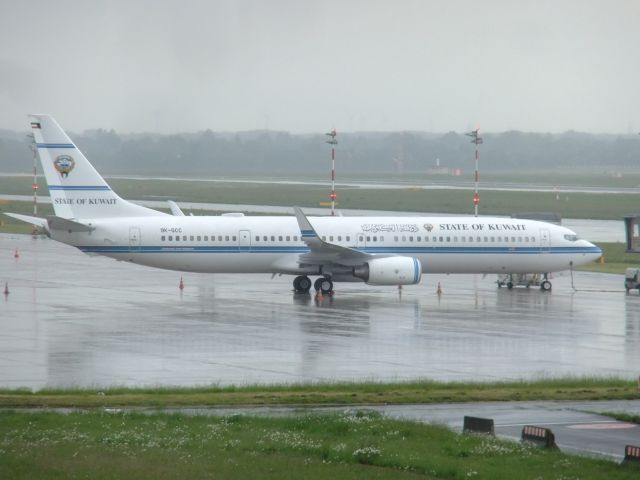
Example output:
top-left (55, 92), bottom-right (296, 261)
top-left (564, 234), bottom-right (579, 242)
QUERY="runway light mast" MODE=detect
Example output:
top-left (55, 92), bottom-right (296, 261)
top-left (466, 128), bottom-right (483, 217)
top-left (325, 129), bottom-right (338, 216)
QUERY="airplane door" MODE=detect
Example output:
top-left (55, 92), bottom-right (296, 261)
top-left (238, 230), bottom-right (251, 252)
top-left (129, 227), bottom-right (141, 251)
top-left (539, 228), bottom-right (550, 253)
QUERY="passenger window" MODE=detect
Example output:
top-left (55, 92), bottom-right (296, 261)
top-left (346, 236), bottom-right (350, 242)
top-left (483, 236), bottom-right (488, 242)
top-left (197, 236), bottom-right (201, 241)
top-left (190, 235), bottom-right (194, 241)
top-left (425, 236), bottom-right (429, 242)
top-left (338, 236), bottom-right (342, 241)
top-left (373, 236), bottom-right (377, 242)
top-left (394, 236), bottom-right (399, 242)
top-left (402, 236), bottom-right (406, 242)
top-left (270, 236), bottom-right (274, 241)
top-left (218, 236), bottom-right (223, 241)
top-left (409, 236), bottom-right (413, 242)
top-left (380, 236), bottom-right (384, 241)
top-left (263, 236), bottom-right (267, 241)
top-left (294, 235), bottom-right (298, 241)
top-left (161, 236), bottom-right (166, 241)
top-left (433, 236), bottom-right (437, 242)
top-left (532, 237), bottom-right (536, 242)
top-left (490, 237), bottom-right (494, 242)
top-left (322, 236), bottom-right (326, 241)
top-left (167, 236), bottom-right (171, 241)
top-left (204, 236), bottom-right (208, 241)
top-left (286, 236), bottom-right (290, 241)
top-left (330, 236), bottom-right (334, 241)
top-left (518, 236), bottom-right (522, 242)
top-left (232, 236), bottom-right (236, 241)
top-left (417, 236), bottom-right (421, 242)
top-left (255, 236), bottom-right (260, 241)
top-left (454, 236), bottom-right (458, 242)
top-left (446, 237), bottom-right (450, 242)
top-left (366, 236), bottom-right (371, 242)
top-left (511, 236), bottom-right (515, 242)
top-left (175, 237), bottom-right (180, 242)
top-left (439, 236), bottom-right (443, 242)
top-left (225, 236), bottom-right (229, 241)
top-left (476, 237), bottom-right (481, 242)
top-left (461, 237), bottom-right (465, 242)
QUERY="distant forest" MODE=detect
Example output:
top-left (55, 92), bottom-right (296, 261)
top-left (0, 128), bottom-right (638, 175)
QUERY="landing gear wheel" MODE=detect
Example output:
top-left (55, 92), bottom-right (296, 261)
top-left (507, 282), bottom-right (514, 290)
top-left (314, 277), bottom-right (333, 294)
top-left (293, 275), bottom-right (312, 293)
top-left (540, 280), bottom-right (552, 291)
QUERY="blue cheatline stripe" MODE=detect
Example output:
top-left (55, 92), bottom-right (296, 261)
top-left (413, 257), bottom-right (420, 283)
top-left (48, 185), bottom-right (111, 191)
top-left (76, 245), bottom-right (602, 255)
top-left (36, 143), bottom-right (75, 149)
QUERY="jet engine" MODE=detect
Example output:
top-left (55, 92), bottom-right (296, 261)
top-left (353, 257), bottom-right (422, 285)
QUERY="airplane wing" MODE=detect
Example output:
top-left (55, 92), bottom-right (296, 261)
top-left (293, 207), bottom-right (374, 267)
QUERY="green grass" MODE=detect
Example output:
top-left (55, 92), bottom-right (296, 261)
top-left (578, 242), bottom-right (640, 274)
top-left (1, 175), bottom-right (640, 219)
top-left (598, 412), bottom-right (640, 424)
top-left (0, 410), bottom-right (636, 479)
top-left (0, 378), bottom-right (638, 408)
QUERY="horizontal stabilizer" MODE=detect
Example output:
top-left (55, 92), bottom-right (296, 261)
top-left (3, 212), bottom-right (48, 228)
top-left (46, 216), bottom-right (95, 232)
top-left (3, 212), bottom-right (94, 232)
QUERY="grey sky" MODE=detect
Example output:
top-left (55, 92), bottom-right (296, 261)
top-left (0, 0), bottom-right (638, 134)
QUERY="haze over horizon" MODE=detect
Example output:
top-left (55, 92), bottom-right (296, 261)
top-left (1, 0), bottom-right (638, 135)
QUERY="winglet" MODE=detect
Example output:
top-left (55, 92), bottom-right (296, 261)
top-left (293, 207), bottom-right (324, 249)
top-left (167, 200), bottom-right (185, 216)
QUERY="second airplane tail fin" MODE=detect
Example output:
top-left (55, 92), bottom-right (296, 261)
top-left (29, 114), bottom-right (166, 220)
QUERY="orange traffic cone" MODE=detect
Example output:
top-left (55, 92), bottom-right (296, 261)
top-left (179, 277), bottom-right (184, 290)
top-left (13, 248), bottom-right (19, 259)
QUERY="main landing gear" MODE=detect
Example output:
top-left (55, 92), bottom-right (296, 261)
top-left (293, 275), bottom-right (333, 295)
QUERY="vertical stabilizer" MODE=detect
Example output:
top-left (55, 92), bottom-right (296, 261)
top-left (29, 114), bottom-right (166, 219)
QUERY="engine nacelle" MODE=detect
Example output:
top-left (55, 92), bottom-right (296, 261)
top-left (353, 257), bottom-right (422, 286)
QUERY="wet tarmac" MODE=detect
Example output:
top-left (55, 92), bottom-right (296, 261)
top-left (1, 232), bottom-right (639, 390)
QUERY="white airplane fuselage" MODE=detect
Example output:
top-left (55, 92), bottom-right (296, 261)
top-left (12, 114), bottom-right (602, 292)
top-left (52, 214), bottom-right (601, 276)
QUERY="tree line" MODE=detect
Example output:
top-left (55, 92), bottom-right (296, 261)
top-left (0, 128), bottom-right (638, 175)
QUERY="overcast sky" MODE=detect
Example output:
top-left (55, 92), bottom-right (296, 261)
top-left (0, 0), bottom-right (638, 134)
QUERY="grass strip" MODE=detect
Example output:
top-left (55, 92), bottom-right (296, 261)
top-left (0, 410), bottom-right (637, 479)
top-left (0, 378), bottom-right (638, 408)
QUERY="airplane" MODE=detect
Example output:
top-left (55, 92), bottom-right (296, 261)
top-left (5, 115), bottom-right (602, 294)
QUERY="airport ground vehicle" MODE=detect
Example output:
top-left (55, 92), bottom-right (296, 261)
top-left (625, 268), bottom-right (640, 293)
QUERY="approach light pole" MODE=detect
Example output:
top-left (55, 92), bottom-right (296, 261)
top-left (325, 129), bottom-right (338, 216)
top-left (466, 128), bottom-right (483, 217)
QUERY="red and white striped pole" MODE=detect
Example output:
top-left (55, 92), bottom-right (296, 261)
top-left (325, 129), bottom-right (338, 216)
top-left (466, 128), bottom-right (483, 217)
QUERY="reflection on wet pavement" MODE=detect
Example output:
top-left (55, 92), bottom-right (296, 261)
top-left (1, 233), bottom-right (638, 389)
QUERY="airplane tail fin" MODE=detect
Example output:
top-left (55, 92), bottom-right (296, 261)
top-left (29, 114), bottom-right (166, 219)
